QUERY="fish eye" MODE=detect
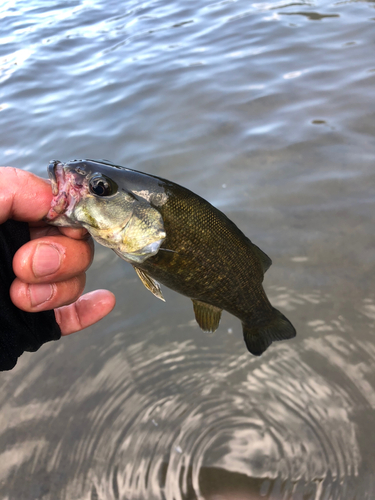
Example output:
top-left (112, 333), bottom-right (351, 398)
top-left (89, 174), bottom-right (118, 197)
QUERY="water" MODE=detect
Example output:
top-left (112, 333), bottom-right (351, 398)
top-left (1, 0), bottom-right (375, 498)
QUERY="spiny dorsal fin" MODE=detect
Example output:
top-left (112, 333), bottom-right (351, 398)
top-left (252, 244), bottom-right (272, 273)
top-left (242, 308), bottom-right (296, 356)
top-left (192, 299), bottom-right (222, 332)
top-left (133, 266), bottom-right (165, 302)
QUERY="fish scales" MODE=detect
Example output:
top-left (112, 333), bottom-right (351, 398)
top-left (138, 184), bottom-right (272, 321)
top-left (45, 159), bottom-right (296, 355)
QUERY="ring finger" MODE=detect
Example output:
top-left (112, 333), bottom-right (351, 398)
top-left (10, 274), bottom-right (86, 312)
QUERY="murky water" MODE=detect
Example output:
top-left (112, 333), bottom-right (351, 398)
top-left (1, 0), bottom-right (375, 498)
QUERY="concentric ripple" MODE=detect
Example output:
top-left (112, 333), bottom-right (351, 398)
top-left (2, 283), bottom-right (375, 500)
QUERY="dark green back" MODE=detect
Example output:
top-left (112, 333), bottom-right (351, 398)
top-left (138, 183), bottom-right (273, 323)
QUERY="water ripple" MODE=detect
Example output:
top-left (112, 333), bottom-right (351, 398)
top-left (2, 329), bottom-right (360, 499)
top-left (1, 0), bottom-right (375, 498)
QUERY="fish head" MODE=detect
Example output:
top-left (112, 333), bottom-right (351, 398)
top-left (46, 159), bottom-right (132, 229)
top-left (45, 159), bottom-right (166, 263)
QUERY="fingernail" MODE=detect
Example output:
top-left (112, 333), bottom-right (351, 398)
top-left (29, 283), bottom-right (54, 307)
top-left (33, 244), bottom-right (62, 277)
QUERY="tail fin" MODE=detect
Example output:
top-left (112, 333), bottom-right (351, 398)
top-left (242, 308), bottom-right (296, 356)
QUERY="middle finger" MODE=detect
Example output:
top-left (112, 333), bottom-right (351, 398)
top-left (13, 234), bottom-right (94, 284)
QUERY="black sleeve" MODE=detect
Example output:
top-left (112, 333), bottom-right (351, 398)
top-left (0, 220), bottom-right (61, 371)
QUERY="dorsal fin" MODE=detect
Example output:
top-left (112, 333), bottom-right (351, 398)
top-left (192, 299), bottom-right (222, 332)
top-left (252, 244), bottom-right (272, 273)
top-left (133, 266), bottom-right (165, 302)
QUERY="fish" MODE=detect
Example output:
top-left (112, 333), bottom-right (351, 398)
top-left (45, 159), bottom-right (296, 355)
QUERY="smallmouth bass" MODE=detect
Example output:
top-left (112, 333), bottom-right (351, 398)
top-left (45, 159), bottom-right (296, 355)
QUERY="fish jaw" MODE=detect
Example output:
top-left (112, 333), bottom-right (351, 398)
top-left (45, 160), bottom-right (88, 227)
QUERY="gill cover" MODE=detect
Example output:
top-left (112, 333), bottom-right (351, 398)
top-left (114, 199), bottom-right (166, 264)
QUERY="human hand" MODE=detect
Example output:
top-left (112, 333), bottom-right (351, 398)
top-left (0, 167), bottom-right (116, 335)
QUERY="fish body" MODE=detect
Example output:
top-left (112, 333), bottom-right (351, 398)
top-left (46, 159), bottom-right (296, 355)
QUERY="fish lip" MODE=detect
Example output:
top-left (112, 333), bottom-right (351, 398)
top-left (45, 160), bottom-right (71, 221)
top-left (48, 160), bottom-right (64, 195)
top-left (45, 159), bottom-right (90, 224)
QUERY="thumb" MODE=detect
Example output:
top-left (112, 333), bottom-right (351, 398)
top-left (0, 167), bottom-right (52, 224)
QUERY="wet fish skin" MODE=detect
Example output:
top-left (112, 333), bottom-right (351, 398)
top-left (137, 176), bottom-right (296, 355)
top-left (46, 159), bottom-right (296, 355)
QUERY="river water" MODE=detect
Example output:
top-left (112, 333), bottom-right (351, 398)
top-left (1, 0), bottom-right (375, 498)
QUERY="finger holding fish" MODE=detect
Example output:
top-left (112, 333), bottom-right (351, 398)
top-left (10, 271), bottom-right (115, 333)
top-left (12, 234), bottom-right (94, 284)
top-left (10, 273), bottom-right (86, 312)
top-left (29, 224), bottom-right (90, 241)
top-left (10, 221), bottom-right (114, 333)
top-left (0, 166), bottom-right (116, 337)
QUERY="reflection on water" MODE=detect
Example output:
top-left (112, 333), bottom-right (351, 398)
top-left (2, 286), bottom-right (375, 499)
top-left (1, 0), bottom-right (375, 498)
top-left (279, 11), bottom-right (340, 20)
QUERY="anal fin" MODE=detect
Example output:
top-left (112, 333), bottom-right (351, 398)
top-left (192, 299), bottom-right (222, 332)
top-left (133, 266), bottom-right (165, 302)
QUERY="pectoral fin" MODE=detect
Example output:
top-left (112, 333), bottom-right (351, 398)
top-left (133, 266), bottom-right (165, 302)
top-left (192, 300), bottom-right (222, 332)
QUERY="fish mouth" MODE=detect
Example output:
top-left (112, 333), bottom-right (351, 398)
top-left (45, 160), bottom-right (83, 225)
top-left (45, 160), bottom-right (91, 226)
top-left (46, 160), bottom-right (70, 219)
top-left (48, 160), bottom-right (65, 196)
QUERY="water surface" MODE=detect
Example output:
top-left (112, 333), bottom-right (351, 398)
top-left (1, 0), bottom-right (375, 498)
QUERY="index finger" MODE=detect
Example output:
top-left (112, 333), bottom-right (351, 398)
top-left (0, 167), bottom-right (52, 224)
